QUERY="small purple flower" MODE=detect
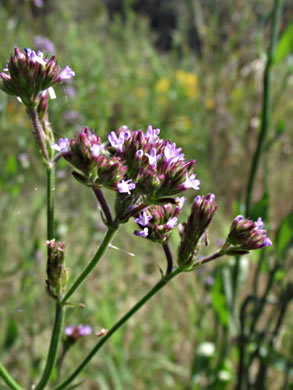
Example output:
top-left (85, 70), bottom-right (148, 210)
top-left (65, 325), bottom-right (74, 336)
top-left (78, 324), bottom-right (92, 336)
top-left (24, 48), bottom-right (46, 65)
top-left (145, 148), bottom-right (162, 167)
top-left (183, 173), bottom-right (200, 191)
top-left (134, 228), bottom-right (149, 238)
top-left (164, 142), bottom-right (184, 163)
top-left (255, 217), bottom-right (264, 229)
top-left (175, 197), bottom-right (186, 209)
top-left (166, 216), bottom-right (178, 229)
top-left (145, 125), bottom-right (160, 141)
top-left (51, 138), bottom-right (70, 153)
top-left (33, 0), bottom-right (43, 7)
top-left (34, 35), bottom-right (56, 55)
top-left (108, 130), bottom-right (130, 152)
top-left (134, 211), bottom-right (152, 226)
top-left (90, 144), bottom-right (102, 158)
top-left (65, 324), bottom-right (92, 341)
top-left (117, 179), bottom-right (136, 194)
top-left (136, 149), bottom-right (144, 158)
top-left (58, 65), bottom-right (75, 81)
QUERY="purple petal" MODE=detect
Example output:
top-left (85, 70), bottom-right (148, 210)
top-left (117, 179), bottom-right (136, 194)
top-left (90, 144), bottom-right (101, 158)
top-left (58, 66), bottom-right (75, 81)
top-left (166, 217), bottom-right (178, 229)
top-left (175, 197), bottom-right (186, 209)
top-left (134, 228), bottom-right (149, 238)
top-left (65, 326), bottom-right (74, 336)
top-left (134, 211), bottom-right (152, 226)
top-left (184, 173), bottom-right (200, 191)
top-left (51, 137), bottom-right (69, 153)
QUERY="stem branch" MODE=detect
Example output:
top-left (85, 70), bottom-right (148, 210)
top-left (0, 363), bottom-right (24, 390)
top-left (62, 227), bottom-right (118, 304)
top-left (53, 268), bottom-right (181, 390)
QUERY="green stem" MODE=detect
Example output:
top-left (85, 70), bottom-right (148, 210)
top-left (47, 164), bottom-right (55, 241)
top-left (27, 108), bottom-right (50, 162)
top-left (245, 0), bottom-right (283, 217)
top-left (62, 227), bottom-right (118, 304)
top-left (0, 363), bottom-right (24, 390)
top-left (53, 268), bottom-right (182, 390)
top-left (35, 303), bottom-right (65, 390)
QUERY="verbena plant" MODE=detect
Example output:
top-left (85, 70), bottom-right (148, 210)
top-left (0, 47), bottom-right (272, 390)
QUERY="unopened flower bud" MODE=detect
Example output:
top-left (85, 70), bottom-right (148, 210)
top-left (46, 240), bottom-right (68, 299)
top-left (178, 193), bottom-right (218, 267)
top-left (226, 216), bottom-right (272, 253)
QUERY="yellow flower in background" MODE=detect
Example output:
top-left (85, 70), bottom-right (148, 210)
top-left (155, 78), bottom-right (170, 94)
top-left (175, 116), bottom-right (193, 132)
top-left (156, 95), bottom-right (168, 107)
top-left (205, 98), bottom-right (215, 111)
top-left (175, 70), bottom-right (199, 100)
top-left (133, 87), bottom-right (147, 98)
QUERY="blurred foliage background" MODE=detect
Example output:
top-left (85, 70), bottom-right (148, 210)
top-left (0, 0), bottom-right (293, 389)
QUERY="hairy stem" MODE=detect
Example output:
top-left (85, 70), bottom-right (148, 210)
top-left (62, 227), bottom-right (118, 304)
top-left (0, 363), bottom-right (24, 390)
top-left (53, 268), bottom-right (182, 390)
top-left (47, 164), bottom-right (55, 241)
top-left (27, 108), bottom-right (49, 162)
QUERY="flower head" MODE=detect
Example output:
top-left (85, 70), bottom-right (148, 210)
top-left (0, 47), bottom-right (74, 106)
top-left (107, 125), bottom-right (199, 202)
top-left (134, 203), bottom-right (182, 244)
top-left (65, 324), bottom-right (92, 342)
top-left (226, 216), bottom-right (272, 254)
top-left (178, 193), bottom-right (218, 267)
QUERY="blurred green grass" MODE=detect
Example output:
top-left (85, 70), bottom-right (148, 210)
top-left (0, 1), bottom-right (292, 389)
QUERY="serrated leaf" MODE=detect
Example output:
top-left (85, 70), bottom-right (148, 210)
top-left (273, 23), bottom-right (293, 65)
top-left (3, 317), bottom-right (18, 351)
top-left (275, 210), bottom-right (293, 259)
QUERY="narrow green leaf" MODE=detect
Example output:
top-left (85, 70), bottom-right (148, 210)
top-left (275, 210), bottom-right (293, 258)
top-left (2, 318), bottom-right (18, 351)
top-left (273, 22), bottom-right (293, 65)
top-left (211, 276), bottom-right (228, 327)
top-left (250, 192), bottom-right (269, 223)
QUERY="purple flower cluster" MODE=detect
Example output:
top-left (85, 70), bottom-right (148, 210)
top-left (53, 127), bottom-right (128, 191)
top-left (108, 125), bottom-right (199, 201)
top-left (178, 193), bottom-right (218, 266)
top-left (0, 47), bottom-right (74, 106)
top-left (134, 197), bottom-right (186, 243)
top-left (65, 324), bottom-right (92, 341)
top-left (226, 216), bottom-right (272, 254)
top-left (53, 125), bottom-right (200, 208)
